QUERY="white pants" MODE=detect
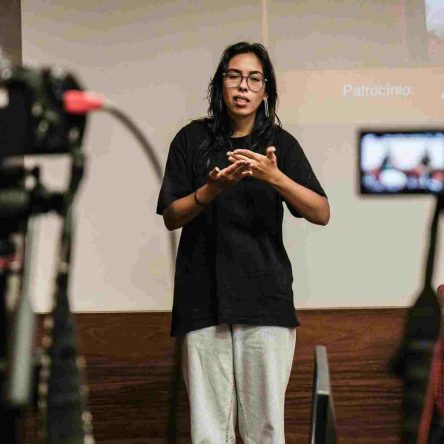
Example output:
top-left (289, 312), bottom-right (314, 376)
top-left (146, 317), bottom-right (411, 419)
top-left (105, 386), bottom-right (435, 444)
top-left (180, 324), bottom-right (296, 444)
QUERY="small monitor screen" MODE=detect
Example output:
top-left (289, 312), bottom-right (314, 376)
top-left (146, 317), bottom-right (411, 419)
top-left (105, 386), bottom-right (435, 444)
top-left (358, 130), bottom-right (444, 195)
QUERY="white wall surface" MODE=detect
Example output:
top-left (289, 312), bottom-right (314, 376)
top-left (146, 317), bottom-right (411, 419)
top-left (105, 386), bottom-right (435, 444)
top-left (21, 0), bottom-right (443, 312)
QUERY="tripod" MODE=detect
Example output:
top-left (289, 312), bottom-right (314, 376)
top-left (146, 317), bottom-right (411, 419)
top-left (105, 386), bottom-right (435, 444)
top-left (0, 167), bottom-right (39, 442)
top-left (0, 149), bottom-right (94, 444)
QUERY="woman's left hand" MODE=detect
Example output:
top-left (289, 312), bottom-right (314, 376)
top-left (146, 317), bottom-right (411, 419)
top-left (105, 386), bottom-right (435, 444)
top-left (227, 146), bottom-right (279, 183)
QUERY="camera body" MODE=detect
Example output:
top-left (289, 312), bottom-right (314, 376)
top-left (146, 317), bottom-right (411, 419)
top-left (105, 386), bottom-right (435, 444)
top-left (0, 66), bottom-right (88, 225)
top-left (0, 66), bottom-right (86, 158)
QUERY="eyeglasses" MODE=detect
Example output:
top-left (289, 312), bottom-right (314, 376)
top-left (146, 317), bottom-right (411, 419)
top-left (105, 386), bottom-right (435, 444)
top-left (223, 71), bottom-right (267, 92)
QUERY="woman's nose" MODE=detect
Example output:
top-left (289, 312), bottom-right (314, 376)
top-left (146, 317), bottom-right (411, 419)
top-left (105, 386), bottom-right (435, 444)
top-left (238, 77), bottom-right (248, 90)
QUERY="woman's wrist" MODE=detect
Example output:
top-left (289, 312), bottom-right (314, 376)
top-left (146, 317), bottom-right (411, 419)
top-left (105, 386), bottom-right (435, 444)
top-left (206, 177), bottom-right (226, 196)
top-left (194, 189), bottom-right (206, 207)
top-left (267, 169), bottom-right (285, 188)
top-left (195, 181), bottom-right (223, 207)
top-left (207, 176), bottom-right (225, 192)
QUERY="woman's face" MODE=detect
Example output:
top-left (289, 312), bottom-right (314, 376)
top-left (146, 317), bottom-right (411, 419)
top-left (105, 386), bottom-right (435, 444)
top-left (222, 52), bottom-right (267, 123)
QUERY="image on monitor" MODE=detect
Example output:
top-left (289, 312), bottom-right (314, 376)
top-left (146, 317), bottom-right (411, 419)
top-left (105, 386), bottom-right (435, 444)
top-left (359, 130), bottom-right (444, 195)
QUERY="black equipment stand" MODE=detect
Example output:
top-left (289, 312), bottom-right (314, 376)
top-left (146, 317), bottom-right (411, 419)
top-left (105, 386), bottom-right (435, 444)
top-left (393, 194), bottom-right (444, 443)
top-left (0, 148), bottom-right (94, 444)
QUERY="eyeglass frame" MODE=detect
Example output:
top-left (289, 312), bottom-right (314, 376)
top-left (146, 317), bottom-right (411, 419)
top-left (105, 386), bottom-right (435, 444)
top-left (222, 70), bottom-right (268, 92)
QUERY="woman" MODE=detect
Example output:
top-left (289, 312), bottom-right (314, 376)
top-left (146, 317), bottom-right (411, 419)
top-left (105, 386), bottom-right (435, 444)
top-left (157, 42), bottom-right (330, 443)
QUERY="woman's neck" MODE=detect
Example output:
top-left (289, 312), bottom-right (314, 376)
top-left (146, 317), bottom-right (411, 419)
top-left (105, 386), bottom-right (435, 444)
top-left (230, 114), bottom-right (255, 138)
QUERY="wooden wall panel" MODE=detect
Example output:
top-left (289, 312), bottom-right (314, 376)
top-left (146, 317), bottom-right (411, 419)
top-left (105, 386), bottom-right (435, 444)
top-left (23, 309), bottom-right (406, 443)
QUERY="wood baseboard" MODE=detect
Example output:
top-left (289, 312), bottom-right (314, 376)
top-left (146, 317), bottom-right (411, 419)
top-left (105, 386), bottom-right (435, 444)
top-left (23, 308), bottom-right (406, 443)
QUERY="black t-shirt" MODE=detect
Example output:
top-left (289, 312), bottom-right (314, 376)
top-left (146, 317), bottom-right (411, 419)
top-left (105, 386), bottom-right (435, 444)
top-left (156, 120), bottom-right (326, 337)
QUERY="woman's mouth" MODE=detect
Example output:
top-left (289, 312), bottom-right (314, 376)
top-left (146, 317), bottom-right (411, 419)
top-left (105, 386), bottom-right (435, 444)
top-left (233, 95), bottom-right (249, 106)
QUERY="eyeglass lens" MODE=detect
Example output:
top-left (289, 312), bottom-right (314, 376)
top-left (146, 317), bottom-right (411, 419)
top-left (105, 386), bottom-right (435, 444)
top-left (224, 72), bottom-right (265, 92)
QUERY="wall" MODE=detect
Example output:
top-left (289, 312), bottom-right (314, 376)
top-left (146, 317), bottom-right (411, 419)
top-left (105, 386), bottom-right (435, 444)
top-left (20, 0), bottom-right (444, 314)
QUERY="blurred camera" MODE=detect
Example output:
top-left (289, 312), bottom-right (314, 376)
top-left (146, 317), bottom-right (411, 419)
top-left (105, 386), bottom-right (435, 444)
top-left (0, 65), bottom-right (86, 158)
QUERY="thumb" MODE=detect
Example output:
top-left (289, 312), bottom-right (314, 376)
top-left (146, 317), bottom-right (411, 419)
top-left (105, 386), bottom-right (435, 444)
top-left (266, 146), bottom-right (276, 160)
top-left (209, 166), bottom-right (220, 180)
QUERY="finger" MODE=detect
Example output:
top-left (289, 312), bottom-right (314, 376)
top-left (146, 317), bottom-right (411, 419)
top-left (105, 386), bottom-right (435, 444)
top-left (228, 153), bottom-right (250, 162)
top-left (233, 149), bottom-right (261, 160)
top-left (233, 160), bottom-right (251, 172)
top-left (266, 147), bottom-right (277, 163)
top-left (223, 160), bottom-right (248, 174)
top-left (228, 156), bottom-right (246, 164)
top-left (227, 150), bottom-right (249, 160)
top-left (209, 166), bottom-right (220, 180)
top-left (241, 170), bottom-right (254, 177)
top-left (231, 164), bottom-right (252, 178)
top-left (266, 146), bottom-right (276, 160)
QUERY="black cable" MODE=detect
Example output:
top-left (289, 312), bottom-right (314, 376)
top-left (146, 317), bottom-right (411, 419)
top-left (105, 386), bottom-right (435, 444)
top-left (102, 104), bottom-right (164, 181)
top-left (100, 104), bottom-right (177, 267)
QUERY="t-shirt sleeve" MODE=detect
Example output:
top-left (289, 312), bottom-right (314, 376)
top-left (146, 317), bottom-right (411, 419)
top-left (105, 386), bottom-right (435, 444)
top-left (156, 130), bottom-right (192, 215)
top-left (280, 132), bottom-right (327, 218)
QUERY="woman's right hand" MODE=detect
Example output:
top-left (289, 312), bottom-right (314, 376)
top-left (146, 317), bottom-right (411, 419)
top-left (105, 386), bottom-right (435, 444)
top-left (207, 159), bottom-right (252, 190)
top-left (162, 160), bottom-right (251, 231)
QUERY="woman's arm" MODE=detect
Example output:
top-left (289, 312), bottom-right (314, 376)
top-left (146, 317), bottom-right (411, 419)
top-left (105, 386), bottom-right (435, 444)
top-left (267, 169), bottom-right (330, 225)
top-left (162, 159), bottom-right (250, 230)
top-left (228, 147), bottom-right (330, 226)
